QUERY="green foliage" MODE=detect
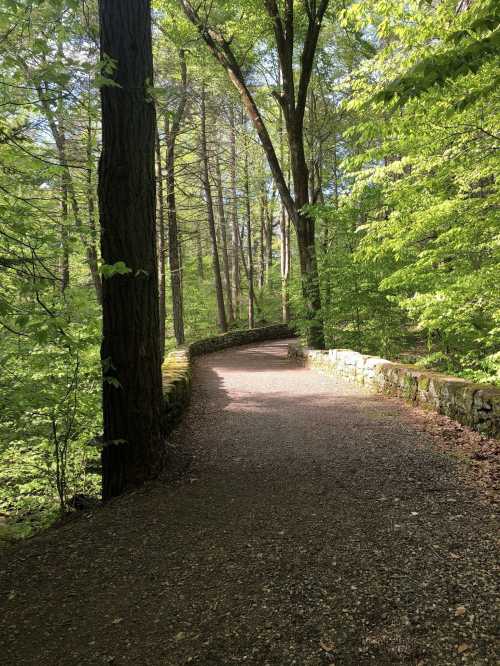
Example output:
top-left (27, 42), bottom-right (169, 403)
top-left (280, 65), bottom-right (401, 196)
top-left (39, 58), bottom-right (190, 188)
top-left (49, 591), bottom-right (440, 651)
top-left (335, 0), bottom-right (500, 382)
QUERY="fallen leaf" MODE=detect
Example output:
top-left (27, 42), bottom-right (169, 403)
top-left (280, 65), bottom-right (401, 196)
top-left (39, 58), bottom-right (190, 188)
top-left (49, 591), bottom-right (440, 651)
top-left (111, 617), bottom-right (123, 624)
top-left (175, 631), bottom-right (186, 641)
top-left (455, 606), bottom-right (466, 617)
top-left (457, 643), bottom-right (470, 654)
top-left (320, 640), bottom-right (335, 652)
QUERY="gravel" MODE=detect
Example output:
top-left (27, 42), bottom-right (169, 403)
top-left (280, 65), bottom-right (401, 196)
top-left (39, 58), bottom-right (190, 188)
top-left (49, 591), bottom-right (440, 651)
top-left (0, 340), bottom-right (498, 665)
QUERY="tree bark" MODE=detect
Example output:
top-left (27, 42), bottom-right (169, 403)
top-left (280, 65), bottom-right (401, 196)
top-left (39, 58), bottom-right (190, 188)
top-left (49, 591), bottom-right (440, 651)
top-left (200, 85), bottom-right (227, 333)
top-left (98, 0), bottom-right (165, 500)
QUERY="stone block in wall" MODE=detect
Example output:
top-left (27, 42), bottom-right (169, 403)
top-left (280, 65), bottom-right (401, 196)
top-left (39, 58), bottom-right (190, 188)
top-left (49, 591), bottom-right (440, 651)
top-left (473, 387), bottom-right (500, 437)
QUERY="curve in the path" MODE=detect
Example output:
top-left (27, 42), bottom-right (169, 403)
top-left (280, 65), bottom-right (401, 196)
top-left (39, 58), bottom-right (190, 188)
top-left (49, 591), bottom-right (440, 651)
top-left (0, 340), bottom-right (498, 665)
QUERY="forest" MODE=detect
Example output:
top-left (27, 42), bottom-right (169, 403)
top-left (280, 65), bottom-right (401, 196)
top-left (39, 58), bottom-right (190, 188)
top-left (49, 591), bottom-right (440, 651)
top-left (0, 0), bottom-right (498, 537)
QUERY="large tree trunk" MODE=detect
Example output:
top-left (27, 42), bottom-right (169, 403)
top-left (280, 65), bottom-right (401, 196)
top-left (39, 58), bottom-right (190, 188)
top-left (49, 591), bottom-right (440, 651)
top-left (200, 85), bottom-right (227, 333)
top-left (98, 0), bottom-right (165, 500)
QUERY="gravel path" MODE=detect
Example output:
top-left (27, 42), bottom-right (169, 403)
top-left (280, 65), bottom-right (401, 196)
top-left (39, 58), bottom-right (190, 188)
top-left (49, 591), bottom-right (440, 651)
top-left (1, 340), bottom-right (498, 665)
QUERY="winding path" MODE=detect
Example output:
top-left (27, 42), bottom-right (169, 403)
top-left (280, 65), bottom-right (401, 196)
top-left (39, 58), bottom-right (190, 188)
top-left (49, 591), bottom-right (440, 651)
top-left (1, 340), bottom-right (498, 665)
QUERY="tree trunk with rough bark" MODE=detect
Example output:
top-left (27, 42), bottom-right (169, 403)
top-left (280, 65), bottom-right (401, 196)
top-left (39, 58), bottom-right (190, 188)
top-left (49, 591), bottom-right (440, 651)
top-left (98, 0), bottom-right (165, 500)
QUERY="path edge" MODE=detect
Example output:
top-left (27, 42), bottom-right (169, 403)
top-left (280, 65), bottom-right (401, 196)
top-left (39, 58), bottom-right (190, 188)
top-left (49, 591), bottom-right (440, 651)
top-left (161, 324), bottom-right (295, 436)
top-left (288, 342), bottom-right (500, 439)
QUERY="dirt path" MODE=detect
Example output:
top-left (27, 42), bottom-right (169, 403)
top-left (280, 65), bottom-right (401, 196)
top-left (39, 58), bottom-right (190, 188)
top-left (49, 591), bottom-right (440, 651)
top-left (1, 340), bottom-right (498, 665)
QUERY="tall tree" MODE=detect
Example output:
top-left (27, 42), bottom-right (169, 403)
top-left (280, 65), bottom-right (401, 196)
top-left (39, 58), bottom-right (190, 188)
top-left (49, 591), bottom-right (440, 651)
top-left (180, 0), bottom-right (328, 347)
top-left (215, 151), bottom-right (235, 323)
top-left (243, 131), bottom-right (255, 328)
top-left (155, 129), bottom-right (167, 360)
top-left (200, 84), bottom-right (228, 333)
top-left (98, 0), bottom-right (165, 499)
top-left (229, 105), bottom-right (241, 321)
top-left (165, 49), bottom-right (188, 346)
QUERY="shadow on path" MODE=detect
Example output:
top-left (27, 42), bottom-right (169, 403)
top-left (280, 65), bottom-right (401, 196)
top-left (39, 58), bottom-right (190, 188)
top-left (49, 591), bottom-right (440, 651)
top-left (0, 340), bottom-right (497, 665)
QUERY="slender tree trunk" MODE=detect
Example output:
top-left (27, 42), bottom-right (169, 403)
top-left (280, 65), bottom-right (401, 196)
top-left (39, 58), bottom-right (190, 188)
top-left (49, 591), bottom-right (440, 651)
top-left (36, 84), bottom-right (102, 303)
top-left (165, 118), bottom-right (185, 345)
top-left (229, 107), bottom-right (241, 321)
top-left (279, 105), bottom-right (290, 324)
top-left (195, 208), bottom-right (204, 280)
top-left (164, 49), bottom-right (187, 346)
top-left (200, 85), bottom-right (227, 332)
top-left (85, 112), bottom-right (101, 302)
top-left (156, 129), bottom-right (167, 359)
top-left (215, 153), bottom-right (234, 324)
top-left (280, 205), bottom-right (290, 324)
top-left (57, 81), bottom-right (70, 294)
top-left (243, 132), bottom-right (255, 328)
top-left (60, 173), bottom-right (70, 293)
top-left (263, 190), bottom-right (274, 287)
top-left (259, 195), bottom-right (265, 290)
top-left (266, 219), bottom-right (273, 286)
top-left (98, 0), bottom-right (165, 500)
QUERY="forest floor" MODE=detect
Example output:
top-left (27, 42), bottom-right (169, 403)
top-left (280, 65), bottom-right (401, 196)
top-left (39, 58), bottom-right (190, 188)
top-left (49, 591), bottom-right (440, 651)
top-left (0, 340), bottom-right (498, 665)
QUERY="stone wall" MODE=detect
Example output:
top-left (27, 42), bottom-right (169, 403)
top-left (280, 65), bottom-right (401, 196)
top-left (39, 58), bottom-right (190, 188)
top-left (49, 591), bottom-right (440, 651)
top-left (288, 343), bottom-right (500, 439)
top-left (161, 324), bottom-right (295, 434)
top-left (188, 323), bottom-right (294, 357)
top-left (161, 349), bottom-right (192, 435)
